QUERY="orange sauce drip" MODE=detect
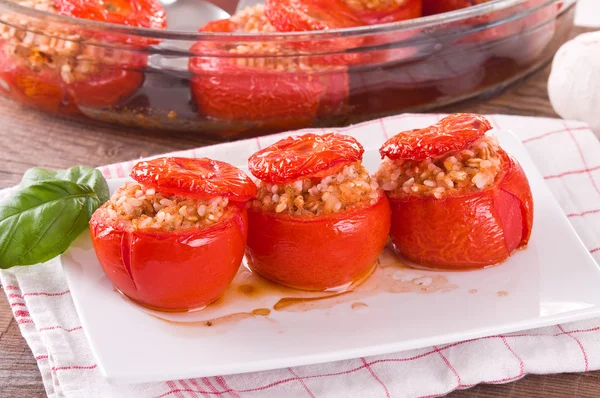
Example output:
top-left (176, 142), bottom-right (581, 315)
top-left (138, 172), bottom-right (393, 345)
top-left (142, 246), bottom-right (458, 329)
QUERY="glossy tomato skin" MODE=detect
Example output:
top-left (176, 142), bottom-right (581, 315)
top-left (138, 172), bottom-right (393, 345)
top-left (130, 157), bottom-right (258, 201)
top-left (0, 0), bottom-right (165, 113)
top-left (264, 0), bottom-right (362, 31)
top-left (190, 63), bottom-right (346, 125)
top-left (89, 203), bottom-right (248, 311)
top-left (246, 194), bottom-right (391, 291)
top-left (0, 47), bottom-right (79, 115)
top-left (64, 51), bottom-right (149, 108)
top-left (189, 19), bottom-right (349, 125)
top-left (422, 0), bottom-right (489, 16)
top-left (388, 149), bottom-right (533, 269)
top-left (349, 0), bottom-right (422, 25)
top-left (54, 0), bottom-right (167, 31)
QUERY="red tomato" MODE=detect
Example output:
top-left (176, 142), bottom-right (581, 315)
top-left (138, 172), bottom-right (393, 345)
top-left (0, 0), bottom-right (165, 113)
top-left (343, 0), bottom-right (422, 25)
top-left (0, 48), bottom-right (79, 115)
top-left (130, 157), bottom-right (258, 201)
top-left (422, 0), bottom-right (489, 16)
top-left (264, 0), bottom-right (420, 68)
top-left (57, 0), bottom-right (166, 106)
top-left (54, 0), bottom-right (167, 30)
top-left (189, 13), bottom-right (349, 125)
top-left (380, 113), bottom-right (492, 161)
top-left (264, 0), bottom-right (362, 31)
top-left (248, 133), bottom-right (364, 184)
top-left (90, 204), bottom-right (248, 311)
top-left (388, 148), bottom-right (533, 269)
top-left (65, 53), bottom-right (149, 108)
top-left (246, 194), bottom-right (391, 290)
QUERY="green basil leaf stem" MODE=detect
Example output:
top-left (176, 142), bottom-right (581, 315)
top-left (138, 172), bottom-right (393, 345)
top-left (0, 180), bottom-right (103, 268)
top-left (21, 166), bottom-right (110, 203)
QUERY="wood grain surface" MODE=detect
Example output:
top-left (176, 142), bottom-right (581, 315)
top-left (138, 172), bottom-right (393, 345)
top-left (1, 26), bottom-right (599, 398)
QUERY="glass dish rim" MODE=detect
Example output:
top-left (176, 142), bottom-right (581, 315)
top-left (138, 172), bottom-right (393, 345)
top-left (0, 0), bottom-right (565, 42)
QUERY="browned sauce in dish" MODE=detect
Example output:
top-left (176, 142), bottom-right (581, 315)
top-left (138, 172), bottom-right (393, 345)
top-left (141, 246), bottom-right (458, 329)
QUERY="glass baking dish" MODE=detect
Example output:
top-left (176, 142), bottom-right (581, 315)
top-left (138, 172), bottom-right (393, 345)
top-left (0, 0), bottom-right (576, 139)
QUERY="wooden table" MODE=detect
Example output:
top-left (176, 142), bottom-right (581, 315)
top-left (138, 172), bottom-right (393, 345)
top-left (2, 26), bottom-right (600, 398)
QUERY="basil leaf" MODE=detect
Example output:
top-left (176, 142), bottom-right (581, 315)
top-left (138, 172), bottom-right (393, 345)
top-left (0, 180), bottom-right (103, 268)
top-left (21, 166), bottom-right (110, 203)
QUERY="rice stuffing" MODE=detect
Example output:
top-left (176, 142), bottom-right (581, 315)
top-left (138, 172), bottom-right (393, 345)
top-left (252, 162), bottom-right (381, 216)
top-left (104, 182), bottom-right (229, 231)
top-left (199, 5), bottom-right (337, 73)
top-left (0, 0), bottom-right (141, 83)
top-left (375, 135), bottom-right (502, 199)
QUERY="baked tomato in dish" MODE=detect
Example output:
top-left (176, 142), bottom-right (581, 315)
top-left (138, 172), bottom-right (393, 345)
top-left (341, 0), bottom-right (422, 25)
top-left (54, 0), bottom-right (166, 29)
top-left (264, 0), bottom-right (419, 67)
top-left (89, 157), bottom-right (257, 312)
top-left (189, 5), bottom-right (349, 126)
top-left (375, 114), bottom-right (533, 270)
top-left (264, 0), bottom-right (362, 31)
top-left (246, 133), bottom-right (391, 291)
top-left (0, 0), bottom-right (166, 113)
top-left (0, 46), bottom-right (78, 114)
top-left (422, 0), bottom-right (490, 16)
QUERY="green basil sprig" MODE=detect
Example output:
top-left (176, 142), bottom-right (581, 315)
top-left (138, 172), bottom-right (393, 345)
top-left (0, 166), bottom-right (109, 269)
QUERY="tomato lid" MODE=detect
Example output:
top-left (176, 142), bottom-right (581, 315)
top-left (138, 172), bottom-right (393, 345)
top-left (130, 157), bottom-right (257, 201)
top-left (379, 113), bottom-right (493, 161)
top-left (54, 0), bottom-right (167, 30)
top-left (265, 0), bottom-right (362, 31)
top-left (249, 133), bottom-right (364, 183)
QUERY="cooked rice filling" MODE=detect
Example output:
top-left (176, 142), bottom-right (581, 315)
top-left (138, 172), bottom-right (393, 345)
top-left (105, 182), bottom-right (229, 231)
top-left (375, 135), bottom-right (502, 199)
top-left (208, 5), bottom-right (336, 73)
top-left (251, 162), bottom-right (381, 216)
top-left (0, 0), bottom-right (138, 82)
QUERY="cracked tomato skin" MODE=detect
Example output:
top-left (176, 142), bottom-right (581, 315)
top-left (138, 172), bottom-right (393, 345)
top-left (388, 149), bottom-right (533, 269)
top-left (130, 157), bottom-right (258, 201)
top-left (189, 18), bottom-right (349, 125)
top-left (90, 204), bottom-right (248, 311)
top-left (345, 0), bottom-right (422, 25)
top-left (246, 194), bottom-right (391, 290)
top-left (248, 133), bottom-right (364, 184)
top-left (380, 113), bottom-right (492, 161)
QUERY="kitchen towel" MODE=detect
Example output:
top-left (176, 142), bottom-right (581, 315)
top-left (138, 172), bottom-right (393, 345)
top-left (575, 0), bottom-right (600, 28)
top-left (2, 113), bottom-right (600, 398)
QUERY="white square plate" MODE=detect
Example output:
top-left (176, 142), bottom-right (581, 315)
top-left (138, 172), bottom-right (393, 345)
top-left (61, 128), bottom-right (600, 385)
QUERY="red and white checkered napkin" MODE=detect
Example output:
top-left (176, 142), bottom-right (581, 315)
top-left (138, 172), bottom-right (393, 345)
top-left (2, 113), bottom-right (600, 398)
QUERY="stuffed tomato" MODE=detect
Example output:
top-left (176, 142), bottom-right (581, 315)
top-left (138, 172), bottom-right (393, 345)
top-left (189, 5), bottom-right (349, 128)
top-left (0, 0), bottom-right (166, 113)
top-left (89, 157), bottom-right (257, 312)
top-left (375, 113), bottom-right (533, 269)
top-left (246, 133), bottom-right (391, 291)
top-left (263, 0), bottom-right (421, 66)
top-left (265, 0), bottom-right (421, 29)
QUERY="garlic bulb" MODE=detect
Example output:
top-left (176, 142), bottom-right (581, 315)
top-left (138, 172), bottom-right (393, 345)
top-left (548, 32), bottom-right (600, 134)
